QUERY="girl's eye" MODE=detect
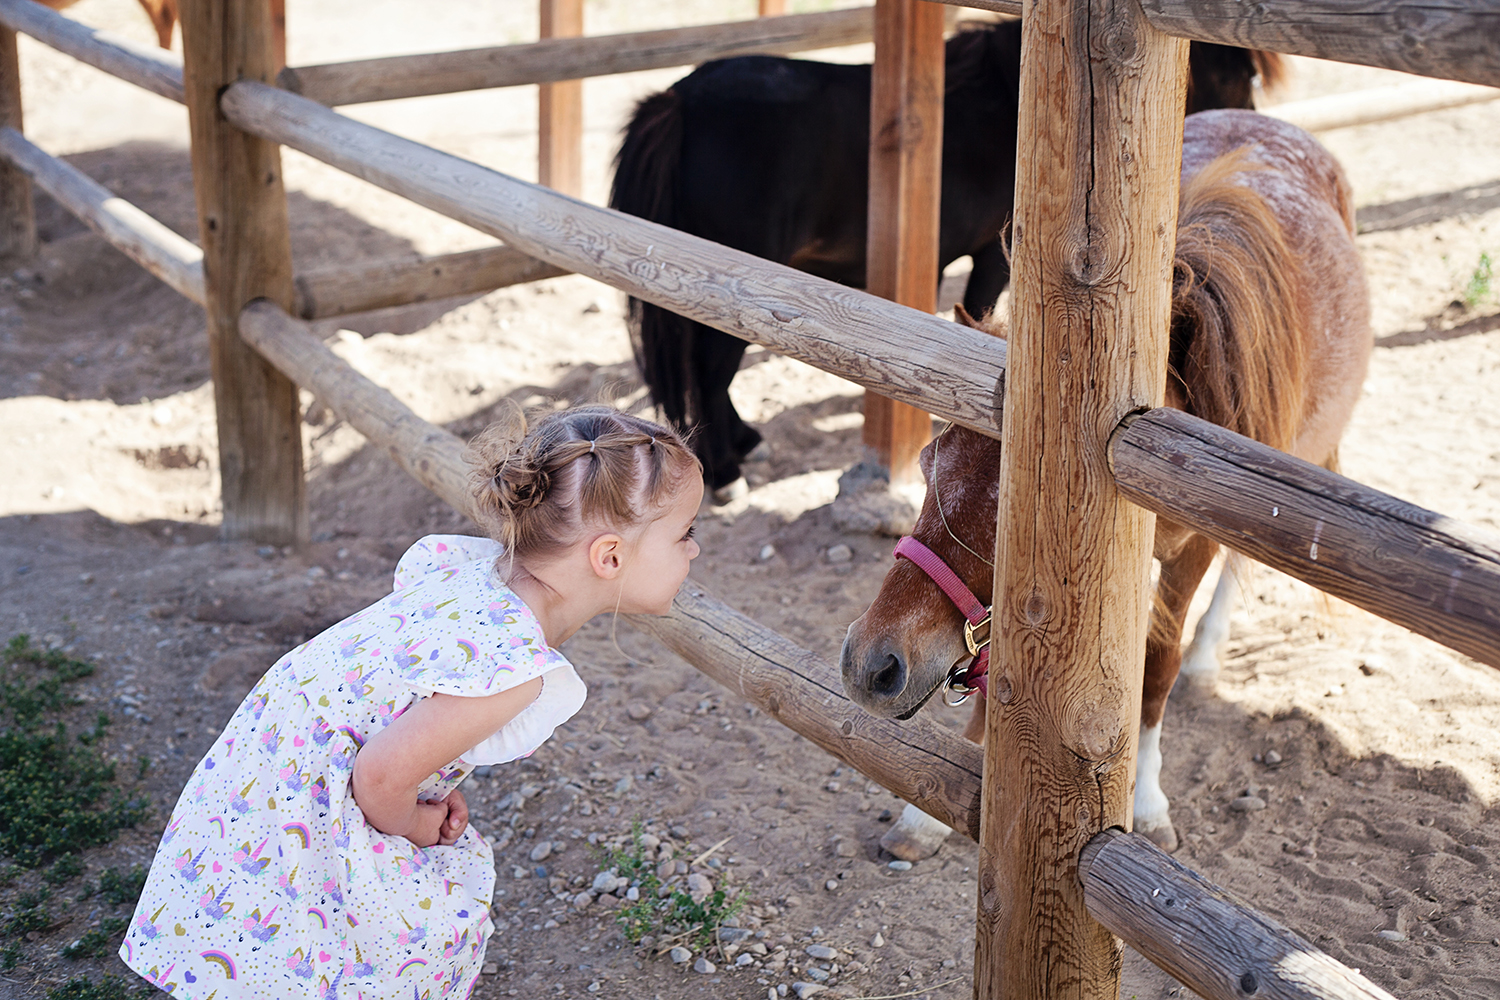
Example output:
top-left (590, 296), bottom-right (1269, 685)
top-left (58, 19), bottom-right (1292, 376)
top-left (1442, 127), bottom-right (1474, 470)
top-left (682, 524), bottom-right (697, 541)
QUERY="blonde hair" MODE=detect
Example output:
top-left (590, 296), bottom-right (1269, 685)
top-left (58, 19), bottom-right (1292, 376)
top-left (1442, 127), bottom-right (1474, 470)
top-left (466, 403), bottom-right (700, 564)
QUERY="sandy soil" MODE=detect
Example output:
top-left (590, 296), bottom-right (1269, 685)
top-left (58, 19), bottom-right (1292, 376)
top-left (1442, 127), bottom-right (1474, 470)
top-left (2, 2), bottom-right (1499, 999)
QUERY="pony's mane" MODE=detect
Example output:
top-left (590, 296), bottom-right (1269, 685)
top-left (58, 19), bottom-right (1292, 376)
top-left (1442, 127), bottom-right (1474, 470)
top-left (1169, 146), bottom-right (1305, 453)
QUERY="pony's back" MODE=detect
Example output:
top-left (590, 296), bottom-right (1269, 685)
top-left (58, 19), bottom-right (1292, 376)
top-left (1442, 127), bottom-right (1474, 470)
top-left (1171, 110), bottom-right (1370, 469)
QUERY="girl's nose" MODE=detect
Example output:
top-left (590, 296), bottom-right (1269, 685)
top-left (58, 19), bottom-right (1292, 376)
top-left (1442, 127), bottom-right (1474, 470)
top-left (688, 539), bottom-right (701, 560)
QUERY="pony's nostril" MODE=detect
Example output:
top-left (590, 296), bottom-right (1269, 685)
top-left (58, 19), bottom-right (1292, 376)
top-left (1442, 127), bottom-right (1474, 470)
top-left (870, 653), bottom-right (906, 699)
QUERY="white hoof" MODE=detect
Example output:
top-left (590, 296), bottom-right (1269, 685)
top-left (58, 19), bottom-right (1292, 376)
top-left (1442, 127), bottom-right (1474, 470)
top-left (880, 803), bottom-right (952, 861)
top-left (1133, 723), bottom-right (1176, 851)
top-left (712, 477), bottom-right (748, 505)
top-left (1175, 555), bottom-right (1241, 699)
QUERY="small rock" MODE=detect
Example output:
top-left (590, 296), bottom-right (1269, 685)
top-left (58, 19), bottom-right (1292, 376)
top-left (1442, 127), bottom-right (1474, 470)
top-left (694, 957), bottom-right (717, 974)
top-left (79, 572), bottom-right (94, 584)
top-left (592, 871), bottom-right (626, 893)
top-left (572, 892), bottom-right (593, 909)
top-left (481, 962), bottom-right (499, 975)
top-left (1230, 795), bottom-right (1267, 813)
top-left (587, 982), bottom-right (601, 993)
top-left (512, 866), bottom-right (530, 879)
top-left (759, 543), bottom-right (777, 561)
top-left (543, 919), bottom-right (559, 930)
top-left (529, 841), bottom-right (553, 862)
top-left (792, 982), bottom-right (826, 999)
top-left (805, 944), bottom-right (838, 961)
top-left (670, 947), bottom-right (693, 964)
top-left (806, 967), bottom-right (830, 982)
top-left (824, 781), bottom-right (841, 793)
top-left (150, 404), bottom-right (175, 426)
top-left (736, 953), bottom-right (755, 967)
top-left (824, 880), bottom-right (839, 892)
top-left (887, 860), bottom-right (912, 872)
top-left (1264, 750), bottom-right (1283, 765)
top-left (1377, 930), bottom-right (1407, 942)
top-left (615, 775), bottom-right (634, 794)
top-left (583, 302), bottom-right (601, 314)
top-left (687, 872), bottom-right (714, 903)
top-left (627, 702), bottom-right (653, 721)
top-left (833, 840), bottom-right (858, 858)
top-left (827, 544), bottom-right (853, 564)
top-left (720, 928), bottom-right (754, 946)
top-left (306, 565), bottom-right (327, 579)
top-left (871, 932), bottom-right (885, 948)
top-left (625, 886), bottom-right (640, 901)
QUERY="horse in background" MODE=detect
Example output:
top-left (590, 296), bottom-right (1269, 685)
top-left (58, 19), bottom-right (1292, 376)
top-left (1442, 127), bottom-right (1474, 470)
top-left (610, 19), bottom-right (1285, 496)
top-left (840, 110), bottom-right (1371, 856)
top-left (40, 0), bottom-right (286, 64)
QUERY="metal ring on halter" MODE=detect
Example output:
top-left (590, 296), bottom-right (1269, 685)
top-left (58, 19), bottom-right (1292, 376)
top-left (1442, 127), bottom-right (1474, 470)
top-left (943, 664), bottom-right (976, 706)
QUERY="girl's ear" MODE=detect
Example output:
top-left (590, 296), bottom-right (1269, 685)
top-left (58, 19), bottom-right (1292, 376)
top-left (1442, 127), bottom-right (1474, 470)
top-left (588, 533), bottom-right (625, 580)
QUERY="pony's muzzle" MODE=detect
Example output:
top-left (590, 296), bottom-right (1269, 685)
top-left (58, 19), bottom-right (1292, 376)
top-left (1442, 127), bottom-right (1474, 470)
top-left (840, 630), bottom-right (914, 718)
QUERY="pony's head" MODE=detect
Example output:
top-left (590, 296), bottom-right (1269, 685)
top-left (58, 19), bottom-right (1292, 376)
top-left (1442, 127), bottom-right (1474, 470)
top-left (841, 422), bottom-right (1002, 719)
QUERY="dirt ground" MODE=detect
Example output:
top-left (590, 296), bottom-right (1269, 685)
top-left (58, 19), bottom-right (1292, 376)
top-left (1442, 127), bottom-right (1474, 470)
top-left (3, 2), bottom-right (1500, 998)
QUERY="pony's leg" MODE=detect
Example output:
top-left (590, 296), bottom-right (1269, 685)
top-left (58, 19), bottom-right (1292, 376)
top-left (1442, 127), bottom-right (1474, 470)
top-left (877, 692), bottom-right (985, 861)
top-left (690, 325), bottom-right (753, 496)
top-left (1175, 550), bottom-right (1244, 698)
top-left (960, 239), bottom-right (1012, 320)
top-left (1135, 532), bottom-right (1218, 852)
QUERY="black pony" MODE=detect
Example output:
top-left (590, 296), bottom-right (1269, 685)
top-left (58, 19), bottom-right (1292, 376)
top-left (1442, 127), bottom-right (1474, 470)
top-left (610, 20), bottom-right (1281, 493)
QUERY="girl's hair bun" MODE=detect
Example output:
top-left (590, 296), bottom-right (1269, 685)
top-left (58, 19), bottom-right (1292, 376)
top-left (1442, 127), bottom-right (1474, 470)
top-left (464, 401), bottom-right (700, 565)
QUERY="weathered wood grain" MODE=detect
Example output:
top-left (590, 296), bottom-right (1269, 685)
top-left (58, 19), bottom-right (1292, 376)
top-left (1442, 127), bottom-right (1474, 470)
top-left (918, 0), bottom-right (1023, 16)
top-left (0, 128), bottom-right (203, 300)
top-left (277, 7), bottom-right (877, 107)
top-left (238, 299), bottom-right (986, 837)
top-left (1140, 0), bottom-right (1500, 88)
top-left (1081, 830), bottom-right (1400, 1000)
top-left (238, 301), bottom-right (472, 512)
top-left (1265, 77), bottom-right (1500, 133)
top-left (538, 0), bottom-right (583, 197)
top-left (862, 0), bottom-right (944, 485)
top-left (182, 0), bottom-right (304, 544)
top-left (292, 245), bottom-right (567, 320)
top-left (0, 0), bottom-right (184, 103)
top-left (1111, 407), bottom-right (1500, 670)
top-left (977, 0), bottom-right (1189, 996)
top-left (0, 24), bottom-right (33, 258)
top-left (219, 80), bottom-right (1010, 439)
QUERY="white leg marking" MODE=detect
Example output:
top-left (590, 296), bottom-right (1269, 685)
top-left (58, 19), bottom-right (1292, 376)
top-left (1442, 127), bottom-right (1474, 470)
top-left (1179, 553), bottom-right (1241, 687)
top-left (1133, 722), bottom-right (1170, 834)
top-left (879, 803), bottom-right (953, 862)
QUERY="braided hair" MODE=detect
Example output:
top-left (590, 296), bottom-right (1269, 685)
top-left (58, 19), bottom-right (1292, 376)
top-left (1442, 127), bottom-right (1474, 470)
top-left (466, 403), bottom-right (699, 564)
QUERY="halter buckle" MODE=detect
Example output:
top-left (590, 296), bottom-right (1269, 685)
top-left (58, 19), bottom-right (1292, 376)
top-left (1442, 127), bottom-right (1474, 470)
top-left (963, 612), bottom-right (992, 659)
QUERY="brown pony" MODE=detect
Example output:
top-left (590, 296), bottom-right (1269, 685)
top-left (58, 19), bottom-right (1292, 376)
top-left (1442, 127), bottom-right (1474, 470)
top-left (840, 110), bottom-right (1372, 854)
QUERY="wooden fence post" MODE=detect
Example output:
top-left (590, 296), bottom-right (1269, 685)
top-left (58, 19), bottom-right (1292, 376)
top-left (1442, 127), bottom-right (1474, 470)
top-left (0, 22), bottom-right (34, 258)
top-left (974, 0), bottom-right (1188, 995)
top-left (863, 0), bottom-right (943, 485)
top-left (181, 0), bottom-right (304, 544)
top-left (538, 0), bottom-right (582, 196)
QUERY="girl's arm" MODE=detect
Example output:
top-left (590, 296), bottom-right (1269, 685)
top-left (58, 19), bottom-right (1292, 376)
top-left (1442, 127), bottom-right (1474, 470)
top-left (351, 677), bottom-right (543, 847)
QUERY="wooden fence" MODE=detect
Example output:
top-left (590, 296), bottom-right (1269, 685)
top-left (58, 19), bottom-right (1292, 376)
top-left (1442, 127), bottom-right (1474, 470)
top-left (5, 0), bottom-right (1500, 997)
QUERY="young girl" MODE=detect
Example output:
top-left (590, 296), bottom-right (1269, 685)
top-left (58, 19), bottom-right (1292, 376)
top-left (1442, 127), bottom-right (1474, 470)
top-left (121, 405), bottom-right (702, 1000)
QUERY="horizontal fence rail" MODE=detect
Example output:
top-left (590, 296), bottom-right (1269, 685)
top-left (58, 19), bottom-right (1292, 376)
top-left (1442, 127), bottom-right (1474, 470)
top-left (236, 299), bottom-right (985, 837)
top-left (219, 80), bottom-right (1010, 438)
top-left (278, 7), bottom-right (877, 107)
top-left (293, 245), bottom-right (569, 320)
top-left (1111, 407), bottom-right (1500, 670)
top-left (1139, 0), bottom-right (1500, 89)
top-left (1265, 77), bottom-right (1500, 132)
top-left (1082, 830), bottom-right (1398, 1000)
top-left (0, 0), bottom-right (184, 103)
top-left (0, 127), bottom-right (203, 302)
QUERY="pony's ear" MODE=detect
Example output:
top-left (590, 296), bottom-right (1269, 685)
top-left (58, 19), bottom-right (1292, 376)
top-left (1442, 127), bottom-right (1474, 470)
top-left (954, 303), bottom-right (1008, 340)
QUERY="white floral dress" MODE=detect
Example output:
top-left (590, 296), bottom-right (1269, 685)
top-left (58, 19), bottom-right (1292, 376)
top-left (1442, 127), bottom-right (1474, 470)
top-left (121, 535), bottom-right (586, 1000)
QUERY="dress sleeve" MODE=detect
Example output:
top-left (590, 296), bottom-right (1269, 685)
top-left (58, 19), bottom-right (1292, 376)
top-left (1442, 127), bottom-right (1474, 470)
top-left (393, 534), bottom-right (504, 591)
top-left (459, 665), bottom-right (587, 765)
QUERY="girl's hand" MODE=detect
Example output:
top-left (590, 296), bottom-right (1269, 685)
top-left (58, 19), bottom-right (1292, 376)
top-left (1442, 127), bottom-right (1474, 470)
top-left (437, 789), bottom-right (469, 846)
top-left (404, 790), bottom-right (468, 848)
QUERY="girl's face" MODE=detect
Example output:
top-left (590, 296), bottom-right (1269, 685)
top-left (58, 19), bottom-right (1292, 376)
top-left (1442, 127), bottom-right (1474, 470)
top-left (617, 474), bottom-right (704, 615)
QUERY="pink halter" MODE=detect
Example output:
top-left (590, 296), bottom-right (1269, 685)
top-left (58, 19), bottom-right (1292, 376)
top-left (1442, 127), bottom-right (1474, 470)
top-left (892, 535), bottom-right (992, 699)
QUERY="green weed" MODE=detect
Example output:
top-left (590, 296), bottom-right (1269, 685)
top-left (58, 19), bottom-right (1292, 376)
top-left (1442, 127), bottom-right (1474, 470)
top-left (1463, 251), bottom-right (1494, 308)
top-left (0, 941), bottom-right (20, 971)
top-left (45, 976), bottom-right (151, 1000)
top-left (43, 854), bottom-right (84, 887)
top-left (85, 866), bottom-right (147, 908)
top-left (605, 822), bottom-right (746, 951)
top-left (61, 916), bottom-right (128, 960)
top-left (3, 888), bottom-right (51, 937)
top-left (0, 636), bottom-right (149, 867)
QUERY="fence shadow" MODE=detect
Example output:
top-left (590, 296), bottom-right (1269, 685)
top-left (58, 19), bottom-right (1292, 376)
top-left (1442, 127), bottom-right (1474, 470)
top-left (1356, 177), bottom-right (1500, 234)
